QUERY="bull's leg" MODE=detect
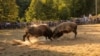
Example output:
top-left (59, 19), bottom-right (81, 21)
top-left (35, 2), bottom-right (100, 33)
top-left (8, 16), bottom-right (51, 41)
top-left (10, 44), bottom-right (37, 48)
top-left (74, 31), bottom-right (77, 38)
top-left (73, 26), bottom-right (77, 39)
top-left (26, 34), bottom-right (34, 44)
top-left (23, 33), bottom-right (27, 41)
top-left (73, 29), bottom-right (77, 39)
top-left (27, 35), bottom-right (31, 43)
top-left (23, 32), bottom-right (29, 41)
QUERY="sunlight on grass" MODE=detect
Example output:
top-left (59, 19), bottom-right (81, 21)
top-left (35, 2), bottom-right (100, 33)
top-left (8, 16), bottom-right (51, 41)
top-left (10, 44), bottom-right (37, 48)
top-left (8, 36), bottom-right (47, 46)
top-left (5, 33), bottom-right (12, 35)
top-left (0, 24), bottom-right (100, 56)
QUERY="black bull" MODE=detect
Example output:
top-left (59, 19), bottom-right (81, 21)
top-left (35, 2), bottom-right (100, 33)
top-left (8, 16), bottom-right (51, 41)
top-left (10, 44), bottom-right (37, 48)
top-left (23, 25), bottom-right (53, 42)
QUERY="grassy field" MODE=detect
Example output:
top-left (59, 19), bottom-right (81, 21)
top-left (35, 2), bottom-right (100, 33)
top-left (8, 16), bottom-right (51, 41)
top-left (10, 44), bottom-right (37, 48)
top-left (0, 24), bottom-right (100, 56)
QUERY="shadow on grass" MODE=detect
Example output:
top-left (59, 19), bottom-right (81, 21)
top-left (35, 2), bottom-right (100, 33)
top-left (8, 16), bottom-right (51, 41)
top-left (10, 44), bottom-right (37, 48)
top-left (39, 33), bottom-right (100, 46)
top-left (21, 50), bottom-right (74, 56)
top-left (0, 41), bottom-right (75, 56)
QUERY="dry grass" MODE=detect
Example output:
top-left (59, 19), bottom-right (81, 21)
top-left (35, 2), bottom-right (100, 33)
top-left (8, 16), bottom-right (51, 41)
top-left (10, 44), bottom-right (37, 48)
top-left (0, 24), bottom-right (100, 56)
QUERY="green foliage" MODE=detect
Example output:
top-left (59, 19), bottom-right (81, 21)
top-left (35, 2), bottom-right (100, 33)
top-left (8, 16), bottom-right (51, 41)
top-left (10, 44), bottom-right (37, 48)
top-left (70, 0), bottom-right (95, 17)
top-left (16, 0), bottom-right (31, 18)
top-left (0, 0), bottom-right (97, 22)
top-left (0, 0), bottom-right (18, 22)
top-left (58, 7), bottom-right (70, 20)
top-left (25, 0), bottom-right (55, 22)
top-left (57, 0), bottom-right (72, 20)
top-left (25, 0), bottom-right (72, 21)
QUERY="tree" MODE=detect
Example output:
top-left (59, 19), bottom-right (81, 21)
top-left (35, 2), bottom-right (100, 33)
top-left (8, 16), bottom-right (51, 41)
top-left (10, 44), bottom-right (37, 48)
top-left (25, 0), bottom-right (38, 22)
top-left (16, 0), bottom-right (31, 18)
top-left (0, 0), bottom-right (18, 22)
top-left (70, 0), bottom-right (95, 17)
top-left (25, 0), bottom-right (55, 22)
top-left (57, 0), bottom-right (72, 20)
top-left (25, 0), bottom-right (96, 21)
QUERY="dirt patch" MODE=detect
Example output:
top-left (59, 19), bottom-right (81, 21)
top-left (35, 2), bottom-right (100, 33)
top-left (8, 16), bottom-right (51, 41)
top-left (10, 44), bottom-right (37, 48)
top-left (0, 24), bottom-right (100, 56)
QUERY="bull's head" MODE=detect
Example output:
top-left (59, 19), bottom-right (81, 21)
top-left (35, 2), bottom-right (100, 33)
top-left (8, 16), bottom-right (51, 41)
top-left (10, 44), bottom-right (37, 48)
top-left (52, 31), bottom-right (63, 39)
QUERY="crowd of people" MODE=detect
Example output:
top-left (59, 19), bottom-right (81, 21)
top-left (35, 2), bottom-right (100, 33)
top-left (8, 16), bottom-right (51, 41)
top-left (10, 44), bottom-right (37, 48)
top-left (0, 22), bottom-right (26, 29)
top-left (74, 14), bottom-right (100, 25)
top-left (0, 14), bottom-right (100, 29)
